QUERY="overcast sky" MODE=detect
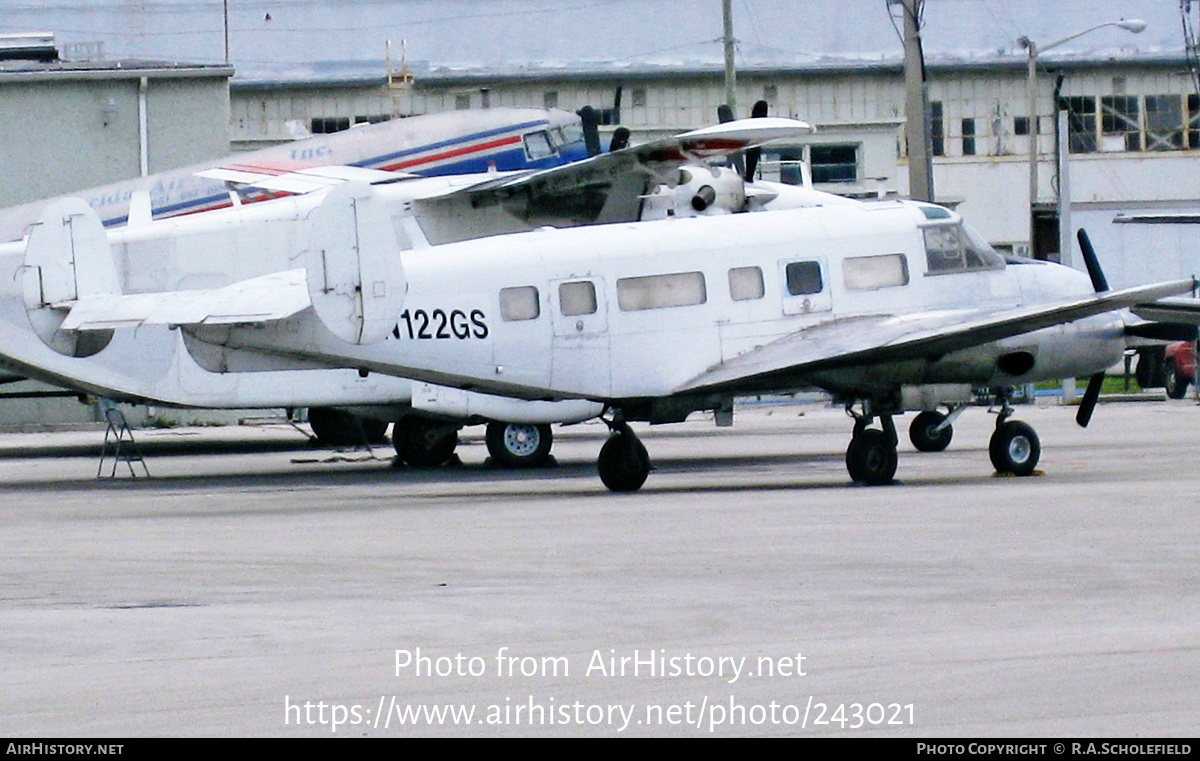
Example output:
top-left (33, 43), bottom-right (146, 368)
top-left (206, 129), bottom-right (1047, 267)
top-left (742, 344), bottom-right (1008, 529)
top-left (2, 1), bottom-right (1189, 81)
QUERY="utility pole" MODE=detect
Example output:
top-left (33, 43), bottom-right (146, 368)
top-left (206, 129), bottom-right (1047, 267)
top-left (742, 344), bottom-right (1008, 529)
top-left (723, 0), bottom-right (737, 114)
top-left (899, 0), bottom-right (934, 202)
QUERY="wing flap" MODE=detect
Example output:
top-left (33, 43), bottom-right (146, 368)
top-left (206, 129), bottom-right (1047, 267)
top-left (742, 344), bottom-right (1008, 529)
top-left (60, 269), bottom-right (312, 332)
top-left (677, 279), bottom-right (1196, 395)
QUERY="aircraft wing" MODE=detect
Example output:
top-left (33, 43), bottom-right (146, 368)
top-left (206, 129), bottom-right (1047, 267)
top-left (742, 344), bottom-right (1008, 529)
top-left (196, 162), bottom-right (415, 194)
top-left (676, 279), bottom-right (1195, 396)
top-left (1130, 296), bottom-right (1200, 324)
top-left (59, 269), bottom-right (311, 331)
top-left (196, 118), bottom-right (813, 225)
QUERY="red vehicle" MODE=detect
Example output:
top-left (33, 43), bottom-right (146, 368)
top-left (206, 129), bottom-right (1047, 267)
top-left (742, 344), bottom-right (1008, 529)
top-left (1162, 341), bottom-right (1197, 398)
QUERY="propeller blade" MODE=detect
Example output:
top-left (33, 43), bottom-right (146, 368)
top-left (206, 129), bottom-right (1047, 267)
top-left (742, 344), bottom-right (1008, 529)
top-left (1076, 229), bottom-right (1109, 293)
top-left (577, 106), bottom-right (602, 157)
top-left (608, 126), bottom-right (630, 152)
top-left (1076, 372), bottom-right (1105, 427)
top-left (743, 100), bottom-right (770, 182)
top-left (716, 105), bottom-right (745, 176)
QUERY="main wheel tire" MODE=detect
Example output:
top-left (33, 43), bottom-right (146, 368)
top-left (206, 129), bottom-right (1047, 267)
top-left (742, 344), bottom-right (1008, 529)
top-left (989, 420), bottom-right (1040, 476)
top-left (845, 428), bottom-right (898, 485)
top-left (1164, 358), bottom-right (1189, 399)
top-left (393, 419), bottom-right (458, 467)
top-left (1135, 349), bottom-right (1163, 389)
top-left (486, 422), bottom-right (553, 468)
top-left (308, 407), bottom-right (388, 446)
top-left (909, 410), bottom-right (953, 452)
top-left (597, 431), bottom-right (650, 492)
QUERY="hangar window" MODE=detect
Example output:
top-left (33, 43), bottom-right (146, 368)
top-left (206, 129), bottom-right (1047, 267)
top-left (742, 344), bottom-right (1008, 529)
top-left (544, 90), bottom-right (558, 109)
top-left (1145, 95), bottom-right (1184, 151)
top-left (728, 267), bottom-right (764, 301)
top-left (810, 145), bottom-right (858, 184)
top-left (311, 117), bottom-right (351, 134)
top-left (1101, 95), bottom-right (1141, 151)
top-left (1066, 97), bottom-right (1097, 153)
top-left (617, 272), bottom-right (706, 311)
top-left (785, 261), bottom-right (823, 295)
top-left (558, 281), bottom-right (597, 316)
top-left (844, 254), bottom-right (909, 291)
top-left (499, 286), bottom-right (540, 321)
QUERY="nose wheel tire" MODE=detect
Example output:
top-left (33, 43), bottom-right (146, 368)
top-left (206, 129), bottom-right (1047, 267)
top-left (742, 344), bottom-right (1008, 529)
top-left (486, 422), bottom-right (553, 468)
top-left (846, 428), bottom-right (898, 486)
top-left (597, 430), bottom-right (651, 492)
top-left (908, 410), bottom-right (953, 452)
top-left (989, 420), bottom-right (1040, 476)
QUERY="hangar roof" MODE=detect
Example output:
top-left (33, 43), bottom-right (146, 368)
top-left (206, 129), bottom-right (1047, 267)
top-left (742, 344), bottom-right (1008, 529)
top-left (0, 1), bottom-right (1188, 85)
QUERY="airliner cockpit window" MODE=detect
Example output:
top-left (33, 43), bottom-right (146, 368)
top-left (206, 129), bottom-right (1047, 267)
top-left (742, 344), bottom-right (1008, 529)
top-left (923, 222), bottom-right (1004, 275)
top-left (523, 131), bottom-right (557, 161)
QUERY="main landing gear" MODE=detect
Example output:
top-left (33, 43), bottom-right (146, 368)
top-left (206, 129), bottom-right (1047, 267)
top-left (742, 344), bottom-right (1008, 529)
top-left (844, 392), bottom-right (1041, 485)
top-left (597, 414), bottom-right (651, 492)
top-left (392, 417), bottom-right (459, 467)
top-left (845, 408), bottom-right (899, 486)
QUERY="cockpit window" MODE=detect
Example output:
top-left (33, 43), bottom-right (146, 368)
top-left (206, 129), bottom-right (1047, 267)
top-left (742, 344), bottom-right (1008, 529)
top-left (523, 130), bottom-right (557, 161)
top-left (923, 222), bottom-right (1004, 275)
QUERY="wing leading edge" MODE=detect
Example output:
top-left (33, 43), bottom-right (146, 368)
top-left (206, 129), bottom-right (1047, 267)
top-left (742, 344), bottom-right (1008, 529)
top-left (676, 280), bottom-right (1197, 396)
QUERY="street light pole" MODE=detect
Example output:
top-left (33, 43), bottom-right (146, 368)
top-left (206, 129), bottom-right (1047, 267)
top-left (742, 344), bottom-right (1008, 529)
top-left (1020, 19), bottom-right (1146, 258)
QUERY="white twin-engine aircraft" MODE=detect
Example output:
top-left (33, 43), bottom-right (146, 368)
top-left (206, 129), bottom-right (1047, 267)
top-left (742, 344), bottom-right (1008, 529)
top-left (21, 169), bottom-right (1198, 489)
top-left (0, 117), bottom-right (828, 466)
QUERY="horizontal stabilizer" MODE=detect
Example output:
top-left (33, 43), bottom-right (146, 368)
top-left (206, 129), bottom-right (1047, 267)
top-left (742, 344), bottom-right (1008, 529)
top-left (60, 269), bottom-right (311, 332)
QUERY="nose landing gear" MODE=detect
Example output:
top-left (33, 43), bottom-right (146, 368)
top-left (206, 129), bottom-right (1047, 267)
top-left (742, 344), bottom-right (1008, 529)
top-left (988, 392), bottom-right (1040, 477)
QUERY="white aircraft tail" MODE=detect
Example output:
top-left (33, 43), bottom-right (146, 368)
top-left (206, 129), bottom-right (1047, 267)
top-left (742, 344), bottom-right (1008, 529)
top-left (304, 181), bottom-right (408, 345)
top-left (21, 198), bottom-right (120, 357)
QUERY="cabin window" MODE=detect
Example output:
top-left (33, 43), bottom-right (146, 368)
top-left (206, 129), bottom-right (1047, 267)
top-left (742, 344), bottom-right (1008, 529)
top-left (558, 281), bottom-right (597, 316)
top-left (728, 266), bottom-right (764, 301)
top-left (523, 130), bottom-right (556, 161)
top-left (785, 261), bottom-right (823, 295)
top-left (617, 272), bottom-right (706, 311)
top-left (843, 254), bottom-right (909, 291)
top-left (499, 286), bottom-right (540, 321)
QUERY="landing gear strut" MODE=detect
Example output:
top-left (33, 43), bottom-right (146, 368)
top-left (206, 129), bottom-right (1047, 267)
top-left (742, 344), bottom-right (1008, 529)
top-left (845, 407), bottom-right (898, 486)
top-left (988, 391), bottom-right (1040, 476)
top-left (597, 414), bottom-right (651, 492)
